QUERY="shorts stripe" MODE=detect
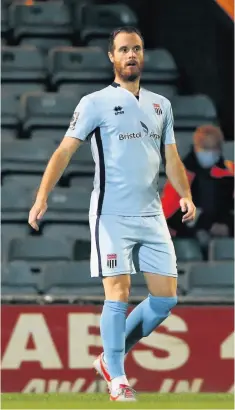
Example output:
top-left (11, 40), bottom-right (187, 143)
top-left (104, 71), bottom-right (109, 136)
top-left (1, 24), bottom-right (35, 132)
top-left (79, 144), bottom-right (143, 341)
top-left (94, 128), bottom-right (105, 277)
top-left (95, 215), bottom-right (103, 277)
top-left (94, 127), bottom-right (105, 215)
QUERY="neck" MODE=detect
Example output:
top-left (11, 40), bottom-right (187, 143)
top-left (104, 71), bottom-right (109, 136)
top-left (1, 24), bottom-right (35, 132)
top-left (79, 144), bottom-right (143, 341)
top-left (114, 76), bottom-right (140, 96)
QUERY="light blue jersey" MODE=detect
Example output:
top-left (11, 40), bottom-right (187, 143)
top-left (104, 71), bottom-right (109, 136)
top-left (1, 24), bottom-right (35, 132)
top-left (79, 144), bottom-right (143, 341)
top-left (65, 82), bottom-right (175, 217)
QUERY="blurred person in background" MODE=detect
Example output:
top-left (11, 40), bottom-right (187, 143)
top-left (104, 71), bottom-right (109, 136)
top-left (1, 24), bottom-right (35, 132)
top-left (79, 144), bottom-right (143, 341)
top-left (161, 125), bottom-right (234, 251)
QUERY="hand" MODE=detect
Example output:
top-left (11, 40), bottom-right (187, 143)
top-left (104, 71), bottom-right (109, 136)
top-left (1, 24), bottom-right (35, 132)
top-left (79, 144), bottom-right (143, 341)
top-left (210, 223), bottom-right (229, 237)
top-left (28, 199), bottom-right (48, 231)
top-left (180, 197), bottom-right (196, 223)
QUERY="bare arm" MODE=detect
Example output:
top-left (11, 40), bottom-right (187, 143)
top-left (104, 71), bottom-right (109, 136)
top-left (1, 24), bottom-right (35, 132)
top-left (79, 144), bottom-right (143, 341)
top-left (36, 136), bottom-right (82, 201)
top-left (164, 143), bottom-right (196, 222)
top-left (28, 136), bottom-right (82, 230)
top-left (165, 144), bottom-right (192, 200)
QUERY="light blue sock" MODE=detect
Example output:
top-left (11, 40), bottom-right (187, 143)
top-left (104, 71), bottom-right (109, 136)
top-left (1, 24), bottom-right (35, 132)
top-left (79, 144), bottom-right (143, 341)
top-left (125, 294), bottom-right (177, 354)
top-left (100, 300), bottom-right (128, 379)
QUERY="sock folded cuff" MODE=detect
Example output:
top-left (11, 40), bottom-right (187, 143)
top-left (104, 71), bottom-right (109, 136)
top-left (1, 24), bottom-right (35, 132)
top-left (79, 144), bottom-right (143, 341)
top-left (148, 294), bottom-right (178, 311)
top-left (104, 300), bottom-right (128, 313)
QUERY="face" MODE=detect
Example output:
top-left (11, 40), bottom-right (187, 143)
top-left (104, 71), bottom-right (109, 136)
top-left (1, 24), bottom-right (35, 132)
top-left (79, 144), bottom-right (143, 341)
top-left (108, 32), bottom-right (144, 82)
top-left (194, 134), bottom-right (222, 168)
top-left (194, 134), bottom-right (222, 152)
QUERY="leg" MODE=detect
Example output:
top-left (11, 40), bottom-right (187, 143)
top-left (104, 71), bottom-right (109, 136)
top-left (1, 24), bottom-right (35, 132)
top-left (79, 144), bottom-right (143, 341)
top-left (90, 215), bottom-right (135, 390)
top-left (101, 274), bottom-right (137, 400)
top-left (125, 274), bottom-right (177, 353)
top-left (101, 275), bottom-right (130, 381)
top-left (125, 215), bottom-right (178, 353)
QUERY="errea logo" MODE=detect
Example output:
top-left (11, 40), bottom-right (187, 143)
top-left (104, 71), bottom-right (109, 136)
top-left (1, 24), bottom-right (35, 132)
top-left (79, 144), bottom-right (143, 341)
top-left (114, 106), bottom-right (124, 115)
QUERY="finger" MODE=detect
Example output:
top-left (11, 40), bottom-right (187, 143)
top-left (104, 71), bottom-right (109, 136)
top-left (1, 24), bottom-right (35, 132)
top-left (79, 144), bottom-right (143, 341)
top-left (180, 201), bottom-right (187, 212)
top-left (28, 209), bottom-right (39, 230)
top-left (37, 209), bottom-right (45, 220)
top-left (182, 205), bottom-right (194, 219)
top-left (182, 210), bottom-right (195, 222)
top-left (29, 220), bottom-right (39, 231)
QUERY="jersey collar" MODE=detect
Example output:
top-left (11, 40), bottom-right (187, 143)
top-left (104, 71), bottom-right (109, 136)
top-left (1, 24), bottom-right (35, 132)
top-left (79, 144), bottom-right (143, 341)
top-left (111, 81), bottom-right (140, 99)
top-left (111, 81), bottom-right (120, 88)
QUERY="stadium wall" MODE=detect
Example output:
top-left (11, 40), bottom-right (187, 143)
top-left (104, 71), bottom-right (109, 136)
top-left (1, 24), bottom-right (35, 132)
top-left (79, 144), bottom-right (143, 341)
top-left (1, 305), bottom-right (234, 393)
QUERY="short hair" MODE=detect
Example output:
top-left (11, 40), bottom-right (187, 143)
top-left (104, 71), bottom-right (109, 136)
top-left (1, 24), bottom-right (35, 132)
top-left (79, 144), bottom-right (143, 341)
top-left (108, 26), bottom-right (144, 53)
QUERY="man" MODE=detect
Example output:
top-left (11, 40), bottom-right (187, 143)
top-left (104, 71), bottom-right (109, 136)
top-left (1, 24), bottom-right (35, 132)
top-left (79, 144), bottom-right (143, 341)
top-left (161, 125), bottom-right (234, 249)
top-left (28, 27), bottom-right (196, 401)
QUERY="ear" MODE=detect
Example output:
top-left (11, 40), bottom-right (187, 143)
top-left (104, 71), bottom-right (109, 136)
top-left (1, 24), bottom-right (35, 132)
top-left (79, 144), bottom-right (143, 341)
top-left (108, 51), bottom-right (114, 63)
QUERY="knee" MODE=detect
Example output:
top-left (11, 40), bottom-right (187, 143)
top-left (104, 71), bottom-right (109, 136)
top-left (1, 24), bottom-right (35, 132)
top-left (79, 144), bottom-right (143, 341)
top-left (166, 295), bottom-right (178, 310)
top-left (103, 276), bottom-right (130, 302)
top-left (149, 294), bottom-right (178, 314)
top-left (112, 287), bottom-right (130, 302)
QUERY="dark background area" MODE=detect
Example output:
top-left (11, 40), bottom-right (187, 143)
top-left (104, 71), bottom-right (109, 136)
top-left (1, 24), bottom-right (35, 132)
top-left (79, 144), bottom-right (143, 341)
top-left (112, 0), bottom-right (234, 140)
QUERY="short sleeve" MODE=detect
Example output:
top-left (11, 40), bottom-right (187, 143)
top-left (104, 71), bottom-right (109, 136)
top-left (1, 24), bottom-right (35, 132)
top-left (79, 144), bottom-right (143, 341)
top-left (162, 101), bottom-right (176, 145)
top-left (65, 95), bottom-right (99, 141)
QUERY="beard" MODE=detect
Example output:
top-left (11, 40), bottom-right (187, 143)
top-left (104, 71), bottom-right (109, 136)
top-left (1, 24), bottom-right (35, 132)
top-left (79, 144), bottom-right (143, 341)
top-left (114, 62), bottom-right (143, 82)
top-left (119, 72), bottom-right (140, 82)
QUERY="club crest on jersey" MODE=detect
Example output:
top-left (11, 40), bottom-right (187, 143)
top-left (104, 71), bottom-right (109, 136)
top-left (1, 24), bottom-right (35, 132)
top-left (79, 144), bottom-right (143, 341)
top-left (153, 103), bottom-right (162, 115)
top-left (69, 112), bottom-right (79, 130)
top-left (107, 254), bottom-right (117, 269)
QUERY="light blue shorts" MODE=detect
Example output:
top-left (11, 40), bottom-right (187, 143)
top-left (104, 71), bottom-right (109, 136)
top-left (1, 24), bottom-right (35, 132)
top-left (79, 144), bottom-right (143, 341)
top-left (89, 214), bottom-right (177, 278)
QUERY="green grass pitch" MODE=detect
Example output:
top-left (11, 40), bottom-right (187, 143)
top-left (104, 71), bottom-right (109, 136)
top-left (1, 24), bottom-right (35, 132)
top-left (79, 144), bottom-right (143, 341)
top-left (1, 393), bottom-right (234, 409)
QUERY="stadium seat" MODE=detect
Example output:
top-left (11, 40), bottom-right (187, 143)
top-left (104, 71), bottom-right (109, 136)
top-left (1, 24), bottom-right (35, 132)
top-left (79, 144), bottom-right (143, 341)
top-left (47, 187), bottom-right (90, 213)
top-left (42, 261), bottom-right (103, 296)
top-left (9, 1), bottom-right (72, 41)
top-left (71, 142), bottom-right (94, 166)
top-left (58, 83), bottom-right (108, 97)
top-left (60, 83), bottom-right (177, 101)
top-left (1, 162), bottom-right (91, 189)
top-left (2, 83), bottom-right (45, 100)
top-left (2, 46), bottom-right (45, 82)
top-left (146, 84), bottom-right (177, 100)
top-left (1, 129), bottom-right (17, 142)
top-left (223, 141), bottom-right (234, 161)
top-left (1, 4), bottom-right (8, 36)
top-left (209, 238), bottom-right (234, 261)
top-left (130, 273), bottom-right (148, 297)
top-left (73, 239), bottom-right (91, 260)
top-left (3, 174), bottom-right (43, 189)
top-left (171, 95), bottom-right (217, 130)
top-left (31, 129), bottom-right (64, 144)
top-left (48, 47), bottom-right (112, 86)
top-left (3, 138), bottom-right (93, 172)
top-left (70, 176), bottom-right (93, 191)
top-left (20, 37), bottom-right (72, 55)
top-left (1, 223), bottom-right (30, 238)
top-left (176, 263), bottom-right (190, 295)
top-left (188, 261), bottom-right (234, 296)
top-left (141, 49), bottom-right (178, 83)
top-left (2, 261), bottom-right (43, 293)
top-left (175, 132), bottom-right (193, 159)
top-left (2, 140), bottom-right (56, 164)
top-left (1, 224), bottom-right (30, 265)
top-left (1, 185), bottom-right (34, 223)
top-left (1, 185), bottom-right (90, 224)
top-left (87, 38), bottom-right (109, 51)
top-left (20, 92), bottom-right (79, 134)
top-left (43, 223), bottom-right (91, 242)
top-left (8, 237), bottom-right (73, 262)
top-left (67, 0), bottom-right (94, 34)
top-left (173, 238), bottom-right (203, 262)
top-left (2, 94), bottom-right (19, 128)
top-left (2, 285), bottom-right (39, 296)
top-left (78, 4), bottom-right (138, 42)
